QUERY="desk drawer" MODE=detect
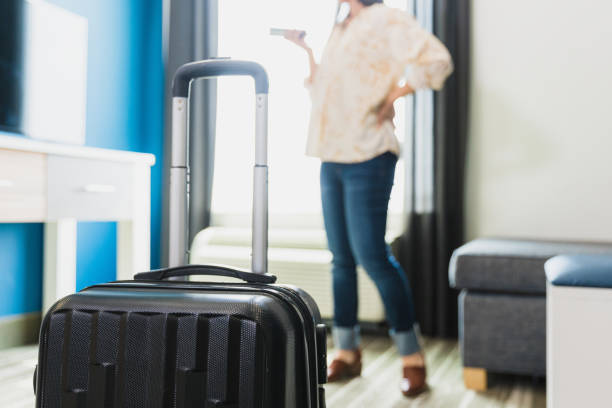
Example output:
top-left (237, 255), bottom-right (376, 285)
top-left (0, 149), bottom-right (46, 221)
top-left (48, 156), bottom-right (132, 220)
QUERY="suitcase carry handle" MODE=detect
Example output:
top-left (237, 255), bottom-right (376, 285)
top-left (134, 264), bottom-right (277, 284)
top-left (168, 59), bottom-right (270, 274)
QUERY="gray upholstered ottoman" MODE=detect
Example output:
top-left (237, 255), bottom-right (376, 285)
top-left (448, 238), bottom-right (612, 390)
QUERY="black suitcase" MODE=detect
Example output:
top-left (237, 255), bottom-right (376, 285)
top-left (34, 59), bottom-right (328, 408)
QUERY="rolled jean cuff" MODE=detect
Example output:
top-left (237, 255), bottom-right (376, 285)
top-left (390, 325), bottom-right (422, 356)
top-left (333, 325), bottom-right (361, 350)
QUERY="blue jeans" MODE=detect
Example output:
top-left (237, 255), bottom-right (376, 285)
top-left (320, 152), bottom-right (421, 356)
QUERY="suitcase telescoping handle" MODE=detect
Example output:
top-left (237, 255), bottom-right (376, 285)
top-left (168, 59), bottom-right (270, 274)
top-left (134, 264), bottom-right (276, 284)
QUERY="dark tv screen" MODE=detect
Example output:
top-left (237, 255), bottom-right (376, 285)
top-left (0, 0), bottom-right (25, 133)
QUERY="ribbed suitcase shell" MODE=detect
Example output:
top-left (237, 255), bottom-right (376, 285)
top-left (35, 280), bottom-right (326, 408)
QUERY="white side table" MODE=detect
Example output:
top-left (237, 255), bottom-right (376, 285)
top-left (0, 135), bottom-right (155, 311)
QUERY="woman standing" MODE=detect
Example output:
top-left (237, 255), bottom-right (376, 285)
top-left (285, 0), bottom-right (452, 397)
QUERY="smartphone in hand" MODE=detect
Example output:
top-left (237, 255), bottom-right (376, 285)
top-left (270, 28), bottom-right (306, 39)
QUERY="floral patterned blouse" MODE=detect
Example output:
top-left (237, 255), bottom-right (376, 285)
top-left (306, 4), bottom-right (453, 163)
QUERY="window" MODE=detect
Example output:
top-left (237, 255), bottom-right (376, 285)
top-left (211, 0), bottom-right (412, 229)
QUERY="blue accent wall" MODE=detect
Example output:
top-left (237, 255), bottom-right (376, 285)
top-left (75, 222), bottom-right (117, 291)
top-left (0, 224), bottom-right (43, 315)
top-left (0, 0), bottom-right (164, 316)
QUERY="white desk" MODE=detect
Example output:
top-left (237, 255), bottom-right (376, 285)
top-left (0, 135), bottom-right (155, 311)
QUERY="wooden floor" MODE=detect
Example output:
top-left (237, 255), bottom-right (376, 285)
top-left (326, 335), bottom-right (546, 408)
top-left (0, 345), bottom-right (37, 408)
top-left (0, 335), bottom-right (545, 407)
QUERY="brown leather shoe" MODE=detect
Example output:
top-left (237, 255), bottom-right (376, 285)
top-left (327, 350), bottom-right (362, 383)
top-left (400, 365), bottom-right (427, 397)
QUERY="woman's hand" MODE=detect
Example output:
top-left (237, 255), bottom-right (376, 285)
top-left (377, 83), bottom-right (416, 126)
top-left (284, 30), bottom-right (311, 52)
top-left (376, 97), bottom-right (396, 126)
top-left (284, 30), bottom-right (318, 86)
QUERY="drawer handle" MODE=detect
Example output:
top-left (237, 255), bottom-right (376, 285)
top-left (0, 179), bottom-right (15, 188)
top-left (81, 184), bottom-right (117, 194)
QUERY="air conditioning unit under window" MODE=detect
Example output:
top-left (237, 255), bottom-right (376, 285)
top-left (189, 226), bottom-right (387, 324)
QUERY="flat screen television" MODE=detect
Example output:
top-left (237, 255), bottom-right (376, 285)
top-left (0, 0), bottom-right (25, 133)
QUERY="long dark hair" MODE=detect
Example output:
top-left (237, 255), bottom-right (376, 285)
top-left (336, 0), bottom-right (383, 25)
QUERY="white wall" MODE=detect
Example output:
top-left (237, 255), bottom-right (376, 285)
top-left (467, 0), bottom-right (612, 242)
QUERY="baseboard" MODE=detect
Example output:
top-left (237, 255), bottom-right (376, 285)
top-left (0, 312), bottom-right (41, 349)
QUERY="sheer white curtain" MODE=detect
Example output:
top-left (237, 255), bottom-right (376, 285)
top-left (212, 0), bottom-right (409, 227)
